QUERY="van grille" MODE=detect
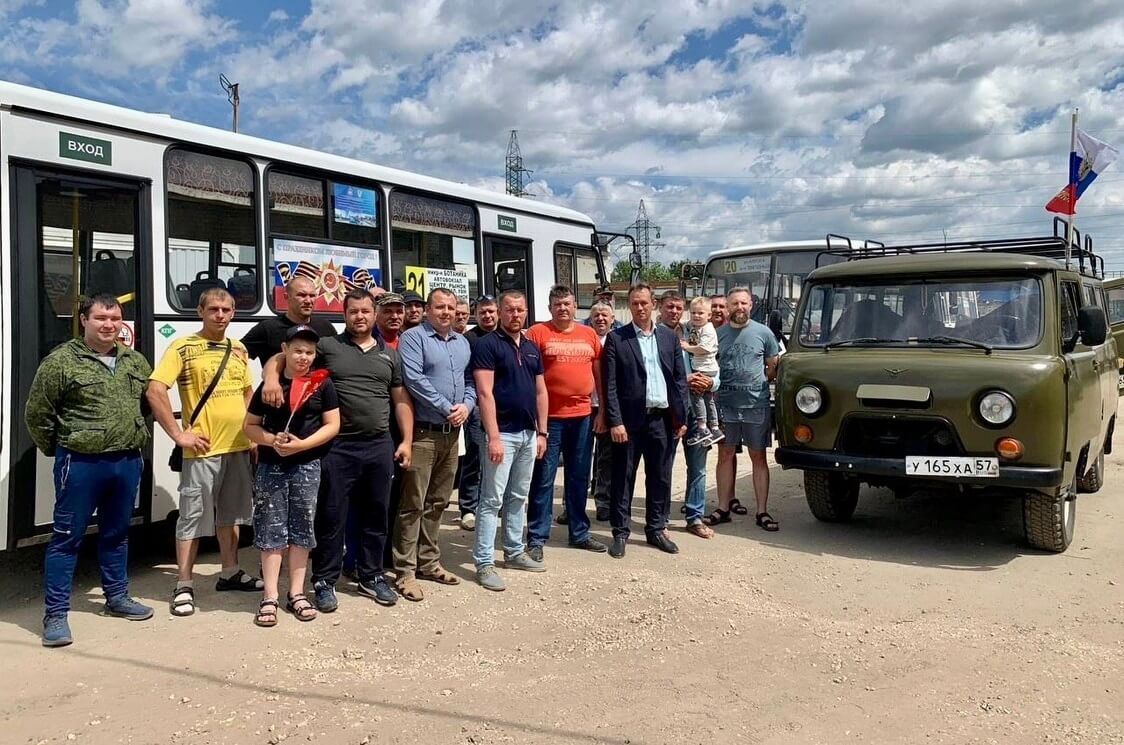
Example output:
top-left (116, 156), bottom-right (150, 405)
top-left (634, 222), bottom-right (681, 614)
top-left (835, 415), bottom-right (963, 458)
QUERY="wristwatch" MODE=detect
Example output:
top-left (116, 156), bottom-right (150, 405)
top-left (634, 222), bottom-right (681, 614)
top-left (537, 431), bottom-right (549, 437)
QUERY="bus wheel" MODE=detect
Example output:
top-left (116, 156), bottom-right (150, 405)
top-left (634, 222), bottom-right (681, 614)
top-left (804, 470), bottom-right (859, 522)
top-left (1023, 479), bottom-right (1075, 553)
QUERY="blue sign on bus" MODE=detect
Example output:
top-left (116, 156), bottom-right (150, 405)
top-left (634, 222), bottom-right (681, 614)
top-left (333, 183), bottom-right (378, 227)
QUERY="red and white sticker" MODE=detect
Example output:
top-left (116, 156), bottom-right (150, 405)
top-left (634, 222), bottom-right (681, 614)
top-left (117, 322), bottom-right (134, 347)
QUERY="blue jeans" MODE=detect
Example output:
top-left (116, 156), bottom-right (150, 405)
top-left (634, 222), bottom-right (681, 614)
top-left (678, 440), bottom-right (709, 524)
top-left (472, 430), bottom-right (535, 568)
top-left (457, 410), bottom-right (486, 516)
top-left (44, 448), bottom-right (142, 616)
top-left (528, 415), bottom-right (593, 546)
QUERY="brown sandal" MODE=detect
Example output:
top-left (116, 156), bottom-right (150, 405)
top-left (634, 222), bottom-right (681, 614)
top-left (686, 522), bottom-right (715, 539)
top-left (395, 576), bottom-right (425, 602)
top-left (417, 566), bottom-right (461, 585)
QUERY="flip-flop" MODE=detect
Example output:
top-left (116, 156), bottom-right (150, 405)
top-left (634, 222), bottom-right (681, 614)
top-left (686, 522), bottom-right (715, 539)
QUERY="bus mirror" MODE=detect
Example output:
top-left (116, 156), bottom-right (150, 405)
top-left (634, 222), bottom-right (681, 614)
top-left (628, 251), bottom-right (643, 270)
top-left (680, 262), bottom-right (704, 281)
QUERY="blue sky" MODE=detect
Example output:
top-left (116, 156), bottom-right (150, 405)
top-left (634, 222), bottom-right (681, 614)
top-left (3, 0), bottom-right (1124, 268)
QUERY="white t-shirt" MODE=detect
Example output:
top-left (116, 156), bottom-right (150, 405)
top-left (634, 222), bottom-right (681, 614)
top-left (682, 321), bottom-right (719, 374)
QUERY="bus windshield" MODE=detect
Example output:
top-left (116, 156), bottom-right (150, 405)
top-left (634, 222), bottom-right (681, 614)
top-left (797, 277), bottom-right (1043, 349)
top-left (704, 249), bottom-right (843, 332)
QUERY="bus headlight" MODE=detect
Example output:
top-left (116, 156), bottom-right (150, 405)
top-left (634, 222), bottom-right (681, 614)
top-left (979, 391), bottom-right (1015, 426)
top-left (795, 385), bottom-right (823, 415)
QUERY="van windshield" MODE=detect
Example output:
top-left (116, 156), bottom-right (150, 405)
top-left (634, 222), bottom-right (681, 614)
top-left (798, 277), bottom-right (1043, 349)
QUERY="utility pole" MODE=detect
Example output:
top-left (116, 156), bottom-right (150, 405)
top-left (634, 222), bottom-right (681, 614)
top-left (219, 74), bottom-right (240, 133)
top-left (626, 199), bottom-right (663, 267)
top-left (505, 129), bottom-right (533, 197)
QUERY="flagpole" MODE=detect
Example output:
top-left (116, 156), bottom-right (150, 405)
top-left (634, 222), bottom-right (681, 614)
top-left (1066, 108), bottom-right (1078, 269)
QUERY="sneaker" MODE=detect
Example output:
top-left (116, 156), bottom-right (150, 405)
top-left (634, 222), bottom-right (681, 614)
top-left (105, 595), bottom-right (154, 621)
top-left (527, 545), bottom-right (544, 562)
top-left (569, 536), bottom-right (608, 553)
top-left (555, 509), bottom-right (569, 526)
top-left (459, 512), bottom-right (476, 531)
top-left (504, 552), bottom-right (546, 572)
top-left (685, 430), bottom-right (710, 447)
top-left (595, 505), bottom-right (610, 522)
top-left (476, 566), bottom-right (506, 592)
top-left (709, 428), bottom-right (725, 445)
top-left (215, 569), bottom-right (265, 592)
top-left (42, 614), bottom-right (73, 647)
top-left (357, 576), bottom-right (398, 606)
top-left (312, 581), bottom-right (338, 613)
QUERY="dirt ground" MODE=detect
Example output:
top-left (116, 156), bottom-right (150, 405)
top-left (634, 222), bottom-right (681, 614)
top-left (1, 450), bottom-right (1122, 745)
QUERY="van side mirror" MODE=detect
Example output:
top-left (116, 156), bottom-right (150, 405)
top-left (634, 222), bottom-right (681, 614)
top-left (1078, 306), bottom-right (1108, 347)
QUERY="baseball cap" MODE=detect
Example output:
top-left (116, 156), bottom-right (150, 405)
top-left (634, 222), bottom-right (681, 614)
top-left (285, 324), bottom-right (320, 343)
top-left (377, 292), bottom-right (405, 307)
top-left (402, 291), bottom-right (424, 305)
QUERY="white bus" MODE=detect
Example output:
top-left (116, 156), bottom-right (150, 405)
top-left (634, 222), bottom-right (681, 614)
top-left (0, 81), bottom-right (608, 550)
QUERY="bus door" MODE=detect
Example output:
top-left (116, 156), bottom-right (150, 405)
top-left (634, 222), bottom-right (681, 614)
top-left (483, 235), bottom-right (534, 316)
top-left (9, 165), bottom-right (152, 546)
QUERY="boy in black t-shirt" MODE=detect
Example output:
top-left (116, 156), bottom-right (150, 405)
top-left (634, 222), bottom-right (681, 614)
top-left (244, 325), bottom-right (340, 627)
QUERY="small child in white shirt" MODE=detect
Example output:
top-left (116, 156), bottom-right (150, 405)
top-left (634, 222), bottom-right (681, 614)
top-left (681, 296), bottom-right (722, 447)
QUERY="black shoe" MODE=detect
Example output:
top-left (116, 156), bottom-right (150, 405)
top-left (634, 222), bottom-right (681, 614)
top-left (527, 545), bottom-right (544, 562)
top-left (555, 510), bottom-right (569, 526)
top-left (608, 535), bottom-right (627, 559)
top-left (357, 576), bottom-right (398, 606)
top-left (595, 506), bottom-right (610, 522)
top-left (646, 531), bottom-right (679, 554)
top-left (569, 536), bottom-right (608, 553)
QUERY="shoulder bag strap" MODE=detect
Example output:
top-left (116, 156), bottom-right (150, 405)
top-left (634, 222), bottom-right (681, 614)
top-left (186, 340), bottom-right (233, 427)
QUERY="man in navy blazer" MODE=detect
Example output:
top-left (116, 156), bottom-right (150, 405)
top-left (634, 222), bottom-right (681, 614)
top-left (601, 283), bottom-right (689, 558)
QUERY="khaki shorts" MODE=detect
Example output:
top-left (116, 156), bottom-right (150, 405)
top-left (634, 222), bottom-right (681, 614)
top-left (176, 451), bottom-right (254, 540)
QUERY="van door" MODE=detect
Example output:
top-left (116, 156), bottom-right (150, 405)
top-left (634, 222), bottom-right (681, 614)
top-left (9, 165), bottom-right (152, 546)
top-left (1060, 279), bottom-right (1100, 480)
top-left (1083, 282), bottom-right (1116, 446)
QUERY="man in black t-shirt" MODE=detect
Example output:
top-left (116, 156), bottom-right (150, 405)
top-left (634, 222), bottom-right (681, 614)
top-left (244, 325), bottom-right (340, 626)
top-left (242, 276), bottom-right (337, 362)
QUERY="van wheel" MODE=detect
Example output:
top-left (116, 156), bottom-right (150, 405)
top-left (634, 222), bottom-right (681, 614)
top-left (1077, 449), bottom-right (1104, 494)
top-left (804, 470), bottom-right (859, 522)
top-left (1022, 479), bottom-right (1076, 552)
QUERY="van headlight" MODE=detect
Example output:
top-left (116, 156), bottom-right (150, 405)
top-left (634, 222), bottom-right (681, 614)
top-left (979, 391), bottom-right (1015, 425)
top-left (795, 385), bottom-right (823, 415)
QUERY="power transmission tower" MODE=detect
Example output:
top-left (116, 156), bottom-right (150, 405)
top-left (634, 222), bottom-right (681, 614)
top-left (505, 130), bottom-right (534, 197)
top-left (626, 199), bottom-right (663, 267)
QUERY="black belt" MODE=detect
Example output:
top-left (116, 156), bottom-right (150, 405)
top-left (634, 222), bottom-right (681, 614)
top-left (416, 421), bottom-right (460, 434)
top-left (645, 407), bottom-right (669, 417)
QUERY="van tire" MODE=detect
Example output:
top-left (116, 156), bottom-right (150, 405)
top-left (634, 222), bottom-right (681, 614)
top-left (1077, 449), bottom-right (1104, 494)
top-left (1022, 479), bottom-right (1076, 553)
top-left (804, 470), bottom-right (859, 522)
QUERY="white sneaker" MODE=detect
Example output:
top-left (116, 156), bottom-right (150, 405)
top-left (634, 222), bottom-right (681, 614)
top-left (460, 512), bottom-right (476, 531)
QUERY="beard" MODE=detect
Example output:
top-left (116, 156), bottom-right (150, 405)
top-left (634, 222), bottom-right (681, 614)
top-left (729, 309), bottom-right (750, 325)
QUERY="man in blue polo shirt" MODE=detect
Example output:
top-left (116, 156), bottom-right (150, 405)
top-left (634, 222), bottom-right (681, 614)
top-left (470, 290), bottom-right (549, 591)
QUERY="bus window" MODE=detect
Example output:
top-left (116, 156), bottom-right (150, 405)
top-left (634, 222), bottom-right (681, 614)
top-left (269, 171), bottom-right (327, 239)
top-left (705, 253), bottom-right (772, 322)
top-left (555, 244), bottom-right (573, 288)
top-left (553, 242), bottom-right (603, 310)
top-left (166, 149), bottom-right (258, 311)
top-left (771, 251), bottom-right (818, 334)
top-left (1107, 286), bottom-right (1124, 324)
top-left (390, 191), bottom-right (478, 302)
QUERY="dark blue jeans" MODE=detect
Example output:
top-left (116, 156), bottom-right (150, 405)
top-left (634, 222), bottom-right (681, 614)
top-left (44, 448), bottom-right (142, 616)
top-left (457, 409), bottom-right (485, 516)
top-left (527, 415), bottom-right (593, 547)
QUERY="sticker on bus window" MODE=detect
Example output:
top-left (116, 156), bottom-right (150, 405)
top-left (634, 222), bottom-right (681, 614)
top-left (719, 256), bottom-right (771, 275)
top-left (274, 239), bottom-right (381, 312)
top-left (405, 265), bottom-right (470, 303)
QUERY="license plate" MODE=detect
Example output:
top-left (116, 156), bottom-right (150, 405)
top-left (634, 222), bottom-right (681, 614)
top-left (905, 456), bottom-right (999, 478)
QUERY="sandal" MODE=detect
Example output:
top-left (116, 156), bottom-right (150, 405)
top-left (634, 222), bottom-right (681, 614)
top-left (254, 598), bottom-right (279, 627)
top-left (702, 508), bottom-right (731, 526)
top-left (285, 593), bottom-right (318, 622)
top-left (755, 512), bottom-right (780, 532)
top-left (686, 522), bottom-right (715, 539)
top-left (216, 569), bottom-right (265, 592)
top-left (417, 566), bottom-right (461, 585)
top-left (395, 576), bottom-right (425, 602)
top-left (729, 498), bottom-right (750, 516)
top-left (170, 586), bottom-right (195, 617)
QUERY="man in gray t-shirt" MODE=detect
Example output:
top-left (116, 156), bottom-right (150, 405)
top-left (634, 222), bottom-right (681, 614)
top-left (705, 288), bottom-right (781, 532)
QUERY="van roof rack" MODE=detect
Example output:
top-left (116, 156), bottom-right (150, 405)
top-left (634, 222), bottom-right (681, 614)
top-left (817, 218), bottom-right (1103, 278)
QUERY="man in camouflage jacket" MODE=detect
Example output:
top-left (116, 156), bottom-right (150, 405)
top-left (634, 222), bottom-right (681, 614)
top-left (25, 293), bottom-right (154, 647)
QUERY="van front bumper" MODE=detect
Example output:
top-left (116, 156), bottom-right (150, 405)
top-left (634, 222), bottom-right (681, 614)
top-left (774, 447), bottom-right (1062, 489)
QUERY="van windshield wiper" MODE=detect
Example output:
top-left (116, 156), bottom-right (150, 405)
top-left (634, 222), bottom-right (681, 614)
top-left (823, 337), bottom-right (904, 349)
top-left (914, 335), bottom-right (993, 353)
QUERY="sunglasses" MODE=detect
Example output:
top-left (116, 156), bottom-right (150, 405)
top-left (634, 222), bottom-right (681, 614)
top-left (475, 294), bottom-right (496, 304)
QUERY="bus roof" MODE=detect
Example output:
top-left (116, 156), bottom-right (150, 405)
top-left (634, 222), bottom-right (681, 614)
top-left (0, 80), bottom-right (594, 225)
top-left (807, 252), bottom-right (1065, 281)
top-left (706, 240), bottom-right (837, 261)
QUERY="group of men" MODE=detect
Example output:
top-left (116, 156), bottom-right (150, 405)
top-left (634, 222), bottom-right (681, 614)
top-left (26, 274), bottom-right (780, 647)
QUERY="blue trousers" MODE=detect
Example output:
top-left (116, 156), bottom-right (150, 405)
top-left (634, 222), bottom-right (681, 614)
top-left (527, 415), bottom-right (593, 547)
top-left (44, 448), bottom-right (142, 616)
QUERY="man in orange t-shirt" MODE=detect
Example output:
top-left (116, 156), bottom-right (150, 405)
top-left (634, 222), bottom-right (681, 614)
top-left (524, 285), bottom-right (609, 559)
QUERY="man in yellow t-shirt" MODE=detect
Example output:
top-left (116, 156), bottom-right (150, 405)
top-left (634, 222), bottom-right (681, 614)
top-left (147, 288), bottom-right (259, 617)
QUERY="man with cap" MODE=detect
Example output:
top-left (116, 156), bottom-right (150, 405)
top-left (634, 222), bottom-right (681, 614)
top-left (375, 292), bottom-right (406, 350)
top-left (402, 291), bottom-right (425, 331)
top-left (242, 276), bottom-right (337, 362)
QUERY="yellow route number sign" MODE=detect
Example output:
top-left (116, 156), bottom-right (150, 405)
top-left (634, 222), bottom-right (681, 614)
top-left (404, 265), bottom-right (427, 298)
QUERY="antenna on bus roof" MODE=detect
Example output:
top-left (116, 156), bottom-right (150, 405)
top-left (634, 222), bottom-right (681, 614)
top-left (219, 74), bottom-right (240, 133)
